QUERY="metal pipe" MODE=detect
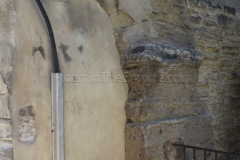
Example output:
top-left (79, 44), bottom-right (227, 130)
top-left (51, 73), bottom-right (65, 160)
top-left (35, 1), bottom-right (64, 160)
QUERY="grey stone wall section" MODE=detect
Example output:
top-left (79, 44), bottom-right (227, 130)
top-left (210, 0), bottom-right (240, 10)
top-left (98, 0), bottom-right (240, 158)
top-left (123, 43), bottom-right (214, 160)
top-left (10, 0), bottom-right (54, 159)
top-left (126, 115), bottom-right (213, 160)
top-left (0, 0), bottom-right (17, 159)
top-left (11, 0), bottom-right (128, 159)
top-left (18, 106), bottom-right (36, 144)
top-left (0, 141), bottom-right (13, 160)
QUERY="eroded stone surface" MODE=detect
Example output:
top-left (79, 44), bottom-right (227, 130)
top-left (98, 0), bottom-right (240, 155)
top-left (0, 66), bottom-right (13, 93)
top-left (0, 119), bottom-right (12, 141)
top-left (118, 0), bottom-right (152, 22)
top-left (0, 74), bottom-right (7, 95)
top-left (0, 0), bottom-right (16, 159)
top-left (11, 0), bottom-right (128, 159)
top-left (0, 0), bottom-right (238, 159)
top-left (125, 115), bottom-right (214, 160)
top-left (122, 41), bottom-right (213, 159)
top-left (124, 43), bottom-right (204, 123)
top-left (18, 106), bottom-right (36, 144)
top-left (0, 95), bottom-right (10, 119)
top-left (163, 138), bottom-right (184, 160)
top-left (0, 141), bottom-right (12, 160)
top-left (125, 43), bottom-right (202, 68)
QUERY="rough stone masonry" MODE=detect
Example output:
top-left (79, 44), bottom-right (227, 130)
top-left (0, 0), bottom-right (16, 159)
top-left (97, 0), bottom-right (240, 159)
top-left (0, 0), bottom-right (240, 159)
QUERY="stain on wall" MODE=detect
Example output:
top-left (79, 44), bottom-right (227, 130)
top-left (59, 43), bottom-right (72, 62)
top-left (32, 46), bottom-right (46, 59)
top-left (78, 45), bottom-right (83, 53)
top-left (18, 106), bottom-right (36, 144)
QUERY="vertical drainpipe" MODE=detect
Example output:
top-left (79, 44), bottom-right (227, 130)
top-left (35, 1), bottom-right (65, 160)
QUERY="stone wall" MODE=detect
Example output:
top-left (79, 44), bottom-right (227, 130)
top-left (1, 0), bottom-right (128, 159)
top-left (10, 0), bottom-right (128, 160)
top-left (0, 0), bottom-right (17, 159)
top-left (212, 0), bottom-right (240, 10)
top-left (97, 0), bottom-right (240, 158)
top-left (0, 0), bottom-right (240, 159)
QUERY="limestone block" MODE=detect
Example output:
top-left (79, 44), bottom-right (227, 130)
top-left (0, 74), bottom-right (7, 95)
top-left (118, 0), bottom-right (152, 22)
top-left (217, 14), bottom-right (235, 28)
top-left (236, 20), bottom-right (240, 33)
top-left (126, 101), bottom-right (204, 122)
top-left (154, 22), bottom-right (196, 47)
top-left (125, 43), bottom-right (202, 68)
top-left (218, 69), bottom-right (238, 82)
top-left (223, 6), bottom-right (236, 15)
top-left (0, 95), bottom-right (10, 119)
top-left (187, 0), bottom-right (208, 10)
top-left (11, 0), bottom-right (54, 159)
top-left (213, 56), bottom-right (233, 69)
top-left (224, 34), bottom-right (240, 46)
top-left (0, 45), bottom-right (14, 68)
top-left (207, 1), bottom-right (222, 10)
top-left (0, 141), bottom-right (12, 160)
top-left (18, 106), bottom-right (36, 144)
top-left (124, 43), bottom-right (205, 124)
top-left (203, 20), bottom-right (217, 27)
top-left (0, 0), bottom-right (17, 60)
top-left (11, 1), bottom-right (128, 160)
top-left (204, 42), bottom-right (219, 54)
top-left (221, 42), bottom-right (239, 57)
top-left (0, 119), bottom-right (12, 141)
top-left (0, 66), bottom-right (13, 91)
top-left (122, 21), bottom-right (158, 47)
top-left (195, 28), bottom-right (223, 43)
top-left (125, 114), bottom-right (214, 160)
top-left (233, 58), bottom-right (240, 69)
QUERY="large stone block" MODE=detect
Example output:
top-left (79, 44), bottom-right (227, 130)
top-left (124, 43), bottom-right (205, 122)
top-left (18, 106), bottom-right (36, 144)
top-left (118, 0), bottom-right (152, 22)
top-left (0, 66), bottom-right (13, 92)
top-left (11, 0), bottom-right (128, 160)
top-left (125, 43), bottom-right (202, 68)
top-left (0, 119), bottom-right (12, 141)
top-left (0, 141), bottom-right (12, 160)
top-left (125, 114), bottom-right (214, 160)
top-left (0, 94), bottom-right (10, 119)
top-left (0, 74), bottom-right (7, 95)
top-left (126, 101), bottom-right (204, 122)
top-left (0, 45), bottom-right (14, 68)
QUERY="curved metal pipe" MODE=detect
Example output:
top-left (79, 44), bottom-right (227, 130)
top-left (35, 0), bottom-right (60, 73)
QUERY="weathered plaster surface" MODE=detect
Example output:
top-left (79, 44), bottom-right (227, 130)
top-left (10, 0), bottom-right (54, 159)
top-left (0, 0), bottom-right (16, 159)
top-left (11, 0), bottom-right (128, 160)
